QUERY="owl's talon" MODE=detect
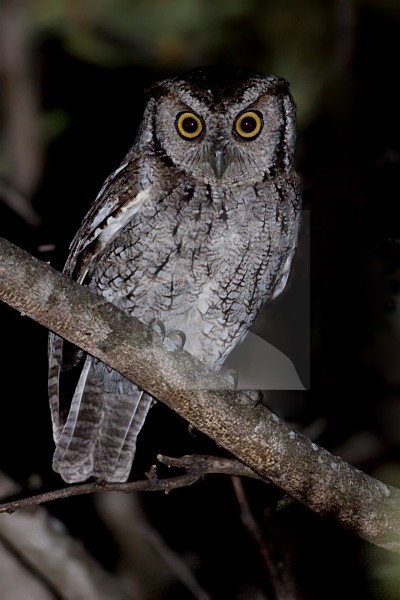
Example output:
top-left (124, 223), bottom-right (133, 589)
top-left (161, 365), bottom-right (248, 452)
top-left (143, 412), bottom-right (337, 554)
top-left (147, 319), bottom-right (166, 343)
top-left (224, 368), bottom-right (238, 390)
top-left (163, 329), bottom-right (186, 352)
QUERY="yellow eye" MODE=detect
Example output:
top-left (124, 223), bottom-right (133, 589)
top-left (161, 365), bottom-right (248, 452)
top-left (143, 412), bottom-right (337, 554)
top-left (176, 112), bottom-right (204, 139)
top-left (234, 110), bottom-right (263, 139)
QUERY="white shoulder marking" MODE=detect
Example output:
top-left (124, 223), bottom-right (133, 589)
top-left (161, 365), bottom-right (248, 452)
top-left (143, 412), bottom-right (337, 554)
top-left (70, 162), bottom-right (131, 253)
top-left (97, 186), bottom-right (152, 245)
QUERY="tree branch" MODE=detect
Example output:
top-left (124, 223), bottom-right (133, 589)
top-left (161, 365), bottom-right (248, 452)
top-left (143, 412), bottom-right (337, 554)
top-left (0, 235), bottom-right (400, 553)
top-left (0, 455), bottom-right (265, 514)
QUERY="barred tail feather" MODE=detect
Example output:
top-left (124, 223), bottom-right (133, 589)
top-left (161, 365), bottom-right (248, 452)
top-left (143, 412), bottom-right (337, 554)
top-left (48, 333), bottom-right (63, 443)
top-left (93, 387), bottom-right (153, 482)
top-left (52, 355), bottom-right (101, 482)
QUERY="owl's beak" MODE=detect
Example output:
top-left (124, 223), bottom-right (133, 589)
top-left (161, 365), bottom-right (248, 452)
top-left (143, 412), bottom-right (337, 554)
top-left (209, 147), bottom-right (229, 181)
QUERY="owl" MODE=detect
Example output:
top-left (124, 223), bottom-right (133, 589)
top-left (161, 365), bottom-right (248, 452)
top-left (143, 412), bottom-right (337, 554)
top-left (48, 66), bottom-right (301, 483)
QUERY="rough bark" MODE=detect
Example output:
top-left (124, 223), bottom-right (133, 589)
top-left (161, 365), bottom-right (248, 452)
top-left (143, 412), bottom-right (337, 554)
top-left (0, 235), bottom-right (400, 552)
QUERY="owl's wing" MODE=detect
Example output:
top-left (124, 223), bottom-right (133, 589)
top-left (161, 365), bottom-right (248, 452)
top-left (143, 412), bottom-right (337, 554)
top-left (270, 174), bottom-right (302, 300)
top-left (48, 158), bottom-right (155, 482)
top-left (64, 158), bottom-right (152, 282)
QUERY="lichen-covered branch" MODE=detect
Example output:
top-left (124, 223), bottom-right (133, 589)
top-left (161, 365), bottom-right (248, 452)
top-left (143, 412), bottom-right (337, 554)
top-left (0, 235), bottom-right (400, 552)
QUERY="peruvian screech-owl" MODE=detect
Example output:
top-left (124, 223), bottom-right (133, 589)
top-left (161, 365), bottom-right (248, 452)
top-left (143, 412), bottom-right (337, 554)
top-left (48, 66), bottom-right (301, 483)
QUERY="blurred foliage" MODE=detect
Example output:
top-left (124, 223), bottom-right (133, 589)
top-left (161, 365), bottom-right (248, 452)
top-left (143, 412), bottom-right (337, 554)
top-left (27, 0), bottom-right (373, 127)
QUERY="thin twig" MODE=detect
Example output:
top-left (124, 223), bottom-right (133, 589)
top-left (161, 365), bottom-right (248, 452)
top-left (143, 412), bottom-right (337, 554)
top-left (232, 477), bottom-right (299, 600)
top-left (0, 455), bottom-right (264, 514)
top-left (232, 477), bottom-right (274, 573)
top-left (96, 491), bottom-right (211, 600)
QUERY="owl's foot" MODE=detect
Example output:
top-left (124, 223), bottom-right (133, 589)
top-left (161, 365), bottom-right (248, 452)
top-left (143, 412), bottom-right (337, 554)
top-left (147, 319), bottom-right (166, 342)
top-left (224, 368), bottom-right (238, 390)
top-left (147, 320), bottom-right (186, 352)
top-left (163, 329), bottom-right (186, 352)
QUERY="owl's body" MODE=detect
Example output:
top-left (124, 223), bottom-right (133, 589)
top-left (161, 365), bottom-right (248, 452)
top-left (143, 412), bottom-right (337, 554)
top-left (48, 67), bottom-right (301, 483)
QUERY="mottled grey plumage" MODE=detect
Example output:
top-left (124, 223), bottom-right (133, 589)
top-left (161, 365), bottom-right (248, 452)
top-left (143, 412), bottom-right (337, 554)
top-left (48, 66), bottom-right (301, 483)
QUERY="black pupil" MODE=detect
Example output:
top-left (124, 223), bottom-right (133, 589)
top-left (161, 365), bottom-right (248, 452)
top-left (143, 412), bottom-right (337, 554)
top-left (182, 117), bottom-right (199, 133)
top-left (240, 116), bottom-right (257, 132)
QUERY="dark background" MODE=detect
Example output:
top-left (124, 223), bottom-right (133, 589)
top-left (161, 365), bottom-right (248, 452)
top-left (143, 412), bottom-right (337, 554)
top-left (1, 0), bottom-right (400, 597)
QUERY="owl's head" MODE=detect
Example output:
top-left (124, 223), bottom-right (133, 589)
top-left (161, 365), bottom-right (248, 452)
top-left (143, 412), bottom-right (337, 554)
top-left (140, 66), bottom-right (297, 186)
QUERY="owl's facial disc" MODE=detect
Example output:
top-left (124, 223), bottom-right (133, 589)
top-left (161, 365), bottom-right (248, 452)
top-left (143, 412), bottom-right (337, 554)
top-left (149, 70), bottom-right (296, 185)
